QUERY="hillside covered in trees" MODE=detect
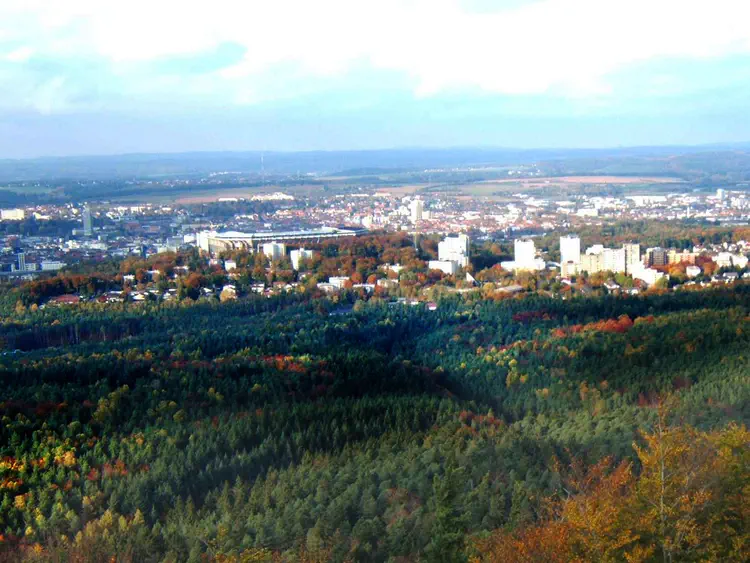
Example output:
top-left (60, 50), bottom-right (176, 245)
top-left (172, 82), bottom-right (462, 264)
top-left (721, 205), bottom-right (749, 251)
top-left (0, 272), bottom-right (748, 561)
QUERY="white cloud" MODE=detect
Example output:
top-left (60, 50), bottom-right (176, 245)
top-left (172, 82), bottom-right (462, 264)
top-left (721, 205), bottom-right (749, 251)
top-left (2, 0), bottom-right (750, 105)
top-left (5, 46), bottom-right (34, 62)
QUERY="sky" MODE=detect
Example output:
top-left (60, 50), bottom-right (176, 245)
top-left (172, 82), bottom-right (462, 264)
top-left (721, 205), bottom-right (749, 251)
top-left (1, 0), bottom-right (750, 158)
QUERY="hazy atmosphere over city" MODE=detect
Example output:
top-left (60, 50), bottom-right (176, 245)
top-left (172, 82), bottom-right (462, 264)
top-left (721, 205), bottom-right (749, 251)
top-left (3, 1), bottom-right (750, 156)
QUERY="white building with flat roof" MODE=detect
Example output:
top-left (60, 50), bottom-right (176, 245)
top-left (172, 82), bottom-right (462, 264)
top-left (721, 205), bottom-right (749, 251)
top-left (514, 239), bottom-right (536, 269)
top-left (560, 235), bottom-right (581, 265)
top-left (623, 243), bottom-right (641, 274)
top-left (428, 260), bottom-right (458, 275)
top-left (195, 227), bottom-right (363, 255)
top-left (83, 206), bottom-right (93, 236)
top-left (631, 264), bottom-right (668, 286)
top-left (686, 265), bottom-right (701, 278)
top-left (501, 238), bottom-right (545, 272)
top-left (1, 209), bottom-right (25, 221)
top-left (290, 248), bottom-right (314, 271)
top-left (328, 277), bottom-right (349, 289)
top-left (261, 242), bottom-right (286, 261)
top-left (438, 234), bottom-right (470, 267)
top-left (409, 199), bottom-right (423, 224)
top-left (602, 248), bottom-right (626, 273)
top-left (41, 261), bottom-right (65, 271)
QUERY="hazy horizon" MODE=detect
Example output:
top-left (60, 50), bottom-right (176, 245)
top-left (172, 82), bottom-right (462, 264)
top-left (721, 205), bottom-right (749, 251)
top-left (4, 139), bottom-right (750, 164)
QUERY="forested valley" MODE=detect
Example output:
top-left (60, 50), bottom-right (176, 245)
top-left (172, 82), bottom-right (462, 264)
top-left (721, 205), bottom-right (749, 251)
top-left (0, 277), bottom-right (748, 561)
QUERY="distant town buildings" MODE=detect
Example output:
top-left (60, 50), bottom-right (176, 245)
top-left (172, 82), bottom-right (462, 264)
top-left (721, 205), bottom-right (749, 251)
top-left (553, 235), bottom-right (670, 286)
top-left (3, 168), bottom-right (750, 295)
top-left (250, 192), bottom-right (295, 201)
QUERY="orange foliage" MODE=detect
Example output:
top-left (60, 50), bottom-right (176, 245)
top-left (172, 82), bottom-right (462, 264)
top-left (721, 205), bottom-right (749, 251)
top-left (102, 459), bottom-right (128, 478)
top-left (471, 420), bottom-right (750, 563)
top-left (512, 310), bottom-right (555, 323)
top-left (470, 521), bottom-right (578, 563)
top-left (553, 315), bottom-right (634, 338)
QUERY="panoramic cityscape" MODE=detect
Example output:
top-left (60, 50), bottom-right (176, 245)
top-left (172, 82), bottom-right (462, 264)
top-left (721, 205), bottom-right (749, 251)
top-left (1, 1), bottom-right (750, 562)
top-left (1, 175), bottom-right (749, 300)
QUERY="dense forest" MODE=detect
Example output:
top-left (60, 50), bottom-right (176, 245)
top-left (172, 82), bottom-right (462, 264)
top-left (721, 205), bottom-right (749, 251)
top-left (0, 266), bottom-right (748, 561)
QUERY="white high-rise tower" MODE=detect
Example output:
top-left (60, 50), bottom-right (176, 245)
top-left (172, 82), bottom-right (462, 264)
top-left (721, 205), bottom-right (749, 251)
top-left (83, 206), bottom-right (93, 236)
top-left (560, 235), bottom-right (581, 265)
top-left (514, 239), bottom-right (536, 269)
top-left (409, 199), bottom-right (423, 224)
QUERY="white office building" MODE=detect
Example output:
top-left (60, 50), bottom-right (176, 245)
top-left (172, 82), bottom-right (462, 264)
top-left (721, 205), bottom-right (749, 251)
top-left (733, 254), bottom-right (749, 269)
top-left (560, 235), bottom-right (581, 265)
top-left (41, 261), bottom-right (65, 271)
top-left (501, 239), bottom-right (545, 272)
top-left (602, 248), bottom-right (626, 273)
top-left (83, 206), bottom-right (93, 236)
top-left (409, 199), bottom-right (424, 224)
top-left (290, 248), bottom-right (314, 271)
top-left (630, 264), bottom-right (668, 286)
top-left (261, 242), bottom-right (286, 261)
top-left (428, 260), bottom-right (458, 275)
top-left (623, 243), bottom-right (641, 274)
top-left (514, 239), bottom-right (537, 269)
top-left (686, 265), bottom-right (701, 278)
top-left (328, 276), bottom-right (349, 289)
top-left (438, 234), bottom-right (470, 268)
top-left (438, 234), bottom-right (469, 268)
top-left (1, 208), bottom-right (25, 221)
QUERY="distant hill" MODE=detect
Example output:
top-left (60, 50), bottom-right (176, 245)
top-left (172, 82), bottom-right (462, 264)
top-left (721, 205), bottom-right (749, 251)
top-left (2, 144), bottom-right (750, 182)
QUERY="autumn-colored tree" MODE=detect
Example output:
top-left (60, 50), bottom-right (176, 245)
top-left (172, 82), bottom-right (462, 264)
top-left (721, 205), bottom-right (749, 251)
top-left (470, 521), bottom-right (578, 563)
top-left (632, 404), bottom-right (748, 563)
top-left (469, 413), bottom-right (750, 563)
top-left (558, 458), bottom-right (643, 562)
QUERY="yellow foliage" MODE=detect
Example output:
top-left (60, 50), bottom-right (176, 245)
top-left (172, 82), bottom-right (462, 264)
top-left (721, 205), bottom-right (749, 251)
top-left (54, 450), bottom-right (77, 467)
top-left (470, 412), bottom-right (750, 563)
top-left (14, 494), bottom-right (26, 510)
